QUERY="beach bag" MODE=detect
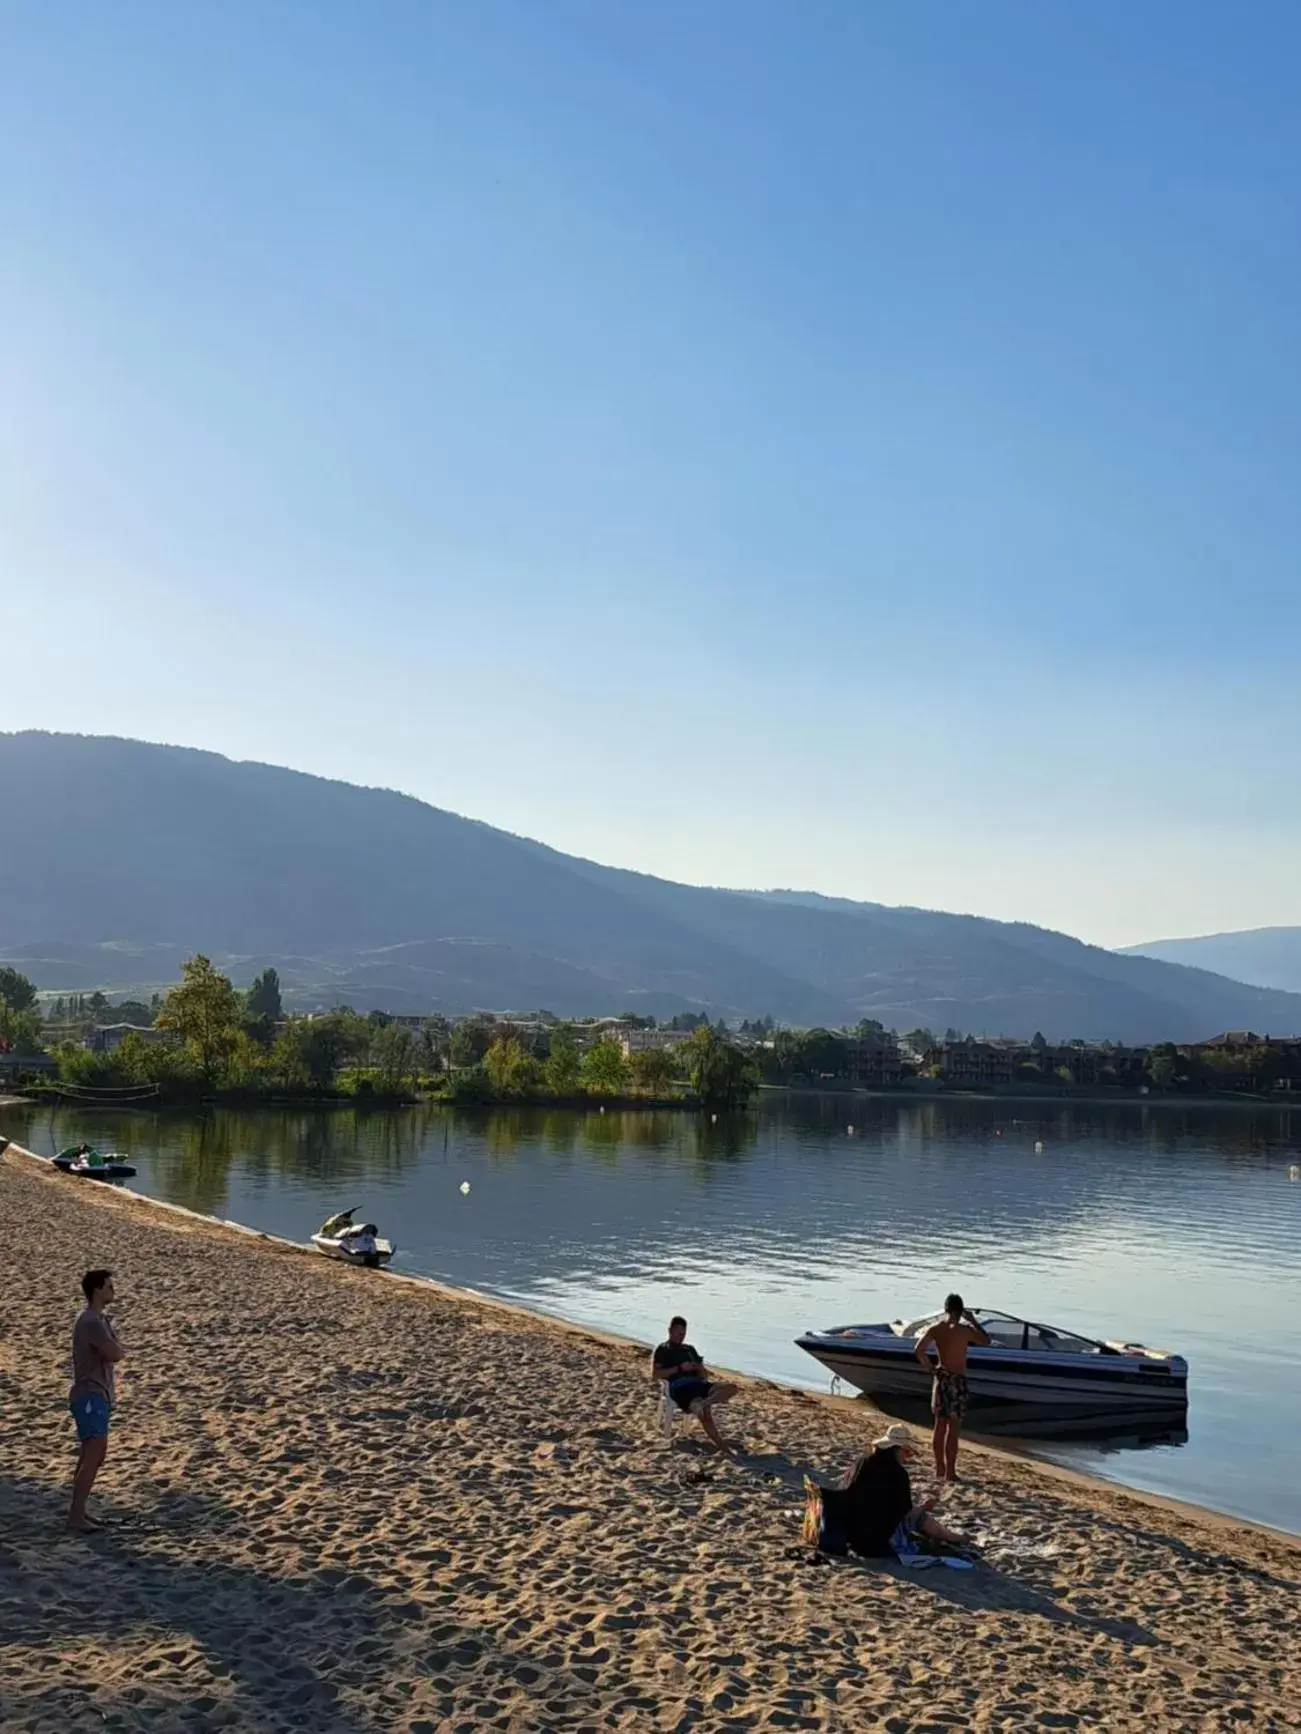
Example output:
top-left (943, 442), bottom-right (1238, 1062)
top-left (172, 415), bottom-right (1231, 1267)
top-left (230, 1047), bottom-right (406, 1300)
top-left (802, 1477), bottom-right (846, 1556)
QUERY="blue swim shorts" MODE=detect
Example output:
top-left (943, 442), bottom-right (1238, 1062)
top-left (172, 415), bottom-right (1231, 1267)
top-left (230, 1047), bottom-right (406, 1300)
top-left (69, 1393), bottom-right (111, 1442)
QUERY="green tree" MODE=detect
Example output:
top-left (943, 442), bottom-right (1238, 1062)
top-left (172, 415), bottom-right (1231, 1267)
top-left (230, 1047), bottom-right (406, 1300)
top-left (267, 1013), bottom-right (361, 1089)
top-left (629, 1046), bottom-right (675, 1096)
top-left (483, 1036), bottom-right (542, 1098)
top-left (246, 967), bottom-right (283, 1024)
top-left (0, 1002), bottom-right (43, 1052)
top-left (155, 955), bottom-right (245, 1084)
top-left (684, 1025), bottom-right (758, 1110)
top-left (419, 1014), bottom-right (452, 1073)
top-left (853, 1019), bottom-right (886, 1040)
top-left (450, 1019), bottom-right (493, 1067)
top-left (110, 999), bottom-right (156, 1028)
top-left (371, 1023), bottom-right (420, 1095)
top-left (581, 1039), bottom-right (630, 1096)
top-left (0, 966), bottom-right (38, 1014)
top-left (543, 1026), bottom-right (582, 1094)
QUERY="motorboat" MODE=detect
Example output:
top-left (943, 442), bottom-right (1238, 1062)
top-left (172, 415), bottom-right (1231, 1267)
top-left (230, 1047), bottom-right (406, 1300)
top-left (796, 1308), bottom-right (1187, 1409)
top-left (310, 1208), bottom-right (394, 1268)
top-left (57, 1146), bottom-right (137, 1180)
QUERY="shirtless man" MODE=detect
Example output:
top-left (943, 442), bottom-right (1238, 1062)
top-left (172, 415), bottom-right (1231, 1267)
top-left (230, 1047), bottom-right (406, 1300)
top-left (914, 1292), bottom-right (990, 1482)
top-left (68, 1269), bottom-right (126, 1532)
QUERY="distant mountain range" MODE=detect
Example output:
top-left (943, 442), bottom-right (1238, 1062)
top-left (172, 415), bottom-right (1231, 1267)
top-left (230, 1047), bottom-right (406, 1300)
top-left (4, 731), bottom-right (1301, 1042)
top-left (1122, 928), bottom-right (1301, 998)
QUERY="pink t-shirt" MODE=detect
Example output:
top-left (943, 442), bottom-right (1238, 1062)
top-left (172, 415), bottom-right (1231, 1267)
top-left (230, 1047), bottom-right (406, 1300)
top-left (70, 1308), bottom-right (118, 1405)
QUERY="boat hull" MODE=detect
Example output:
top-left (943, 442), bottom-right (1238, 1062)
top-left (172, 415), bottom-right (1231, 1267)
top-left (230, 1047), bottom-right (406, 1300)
top-left (310, 1234), bottom-right (394, 1268)
top-left (797, 1336), bottom-right (1187, 1409)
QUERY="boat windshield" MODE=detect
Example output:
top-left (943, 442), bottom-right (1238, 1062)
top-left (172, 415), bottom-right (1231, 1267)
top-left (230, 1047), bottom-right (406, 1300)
top-left (900, 1310), bottom-right (1106, 1355)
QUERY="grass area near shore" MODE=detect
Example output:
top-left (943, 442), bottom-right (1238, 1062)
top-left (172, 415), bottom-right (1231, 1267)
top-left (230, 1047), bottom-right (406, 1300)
top-left (2, 1142), bottom-right (1298, 1732)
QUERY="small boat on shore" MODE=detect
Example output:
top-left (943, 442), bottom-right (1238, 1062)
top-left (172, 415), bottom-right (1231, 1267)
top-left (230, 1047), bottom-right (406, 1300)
top-left (55, 1146), bottom-right (138, 1180)
top-left (797, 1308), bottom-right (1187, 1409)
top-left (311, 1208), bottom-right (395, 1268)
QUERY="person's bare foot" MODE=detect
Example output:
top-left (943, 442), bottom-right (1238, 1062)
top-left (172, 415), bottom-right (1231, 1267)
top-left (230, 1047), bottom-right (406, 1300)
top-left (65, 1516), bottom-right (101, 1534)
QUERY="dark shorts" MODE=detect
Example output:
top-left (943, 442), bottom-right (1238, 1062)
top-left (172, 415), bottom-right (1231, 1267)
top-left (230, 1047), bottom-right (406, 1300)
top-left (932, 1371), bottom-right (969, 1421)
top-left (668, 1377), bottom-right (714, 1413)
top-left (70, 1393), bottom-right (111, 1442)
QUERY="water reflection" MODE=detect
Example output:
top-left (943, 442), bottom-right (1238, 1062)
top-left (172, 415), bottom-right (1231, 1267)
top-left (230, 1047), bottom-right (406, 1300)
top-left (4, 1094), bottom-right (1298, 1531)
top-left (871, 1393), bottom-right (1190, 1452)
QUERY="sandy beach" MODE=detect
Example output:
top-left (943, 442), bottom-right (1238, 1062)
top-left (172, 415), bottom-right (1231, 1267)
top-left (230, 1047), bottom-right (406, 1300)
top-left (2, 1143), bottom-right (1298, 1732)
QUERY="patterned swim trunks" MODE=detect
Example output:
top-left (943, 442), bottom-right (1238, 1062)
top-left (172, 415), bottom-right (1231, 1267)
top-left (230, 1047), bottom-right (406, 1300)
top-left (932, 1370), bottom-right (969, 1421)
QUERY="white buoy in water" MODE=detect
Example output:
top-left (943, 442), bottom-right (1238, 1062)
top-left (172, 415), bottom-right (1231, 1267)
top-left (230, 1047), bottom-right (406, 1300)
top-left (599, 1105), bottom-right (605, 1114)
top-left (847, 1124), bottom-right (855, 1136)
top-left (1290, 1164), bottom-right (1300, 1181)
top-left (710, 1113), bottom-right (717, 1123)
top-left (1034, 1141), bottom-right (1044, 1154)
top-left (460, 1181), bottom-right (471, 1195)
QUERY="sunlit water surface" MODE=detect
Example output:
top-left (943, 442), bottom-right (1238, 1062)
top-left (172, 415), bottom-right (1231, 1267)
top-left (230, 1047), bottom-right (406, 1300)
top-left (6, 1095), bottom-right (1298, 1533)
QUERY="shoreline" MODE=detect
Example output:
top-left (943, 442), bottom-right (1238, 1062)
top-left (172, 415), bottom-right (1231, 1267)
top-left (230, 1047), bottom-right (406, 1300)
top-left (12, 1083), bottom-right (1301, 1116)
top-left (5, 1137), bottom-right (1297, 1549)
top-left (4, 1140), bottom-right (1299, 1731)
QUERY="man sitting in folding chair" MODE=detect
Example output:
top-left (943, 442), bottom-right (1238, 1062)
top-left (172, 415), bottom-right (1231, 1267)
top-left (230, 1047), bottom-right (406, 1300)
top-left (651, 1315), bottom-right (740, 1453)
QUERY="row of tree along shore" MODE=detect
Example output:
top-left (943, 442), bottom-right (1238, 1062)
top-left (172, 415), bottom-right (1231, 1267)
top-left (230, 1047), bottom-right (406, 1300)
top-left (3, 957), bottom-right (1301, 1108)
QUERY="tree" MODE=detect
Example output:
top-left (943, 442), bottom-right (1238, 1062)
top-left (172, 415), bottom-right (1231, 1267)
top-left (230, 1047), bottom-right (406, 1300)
top-left (111, 999), bottom-right (156, 1028)
top-left (268, 1013), bottom-right (361, 1089)
top-left (629, 1046), bottom-right (675, 1096)
top-left (1030, 1032), bottom-right (1048, 1052)
top-left (543, 1026), bottom-right (582, 1094)
top-left (0, 966), bottom-right (38, 1014)
top-left (419, 1015), bottom-right (452, 1073)
top-left (684, 1025), bottom-right (758, 1110)
top-left (581, 1039), bottom-right (630, 1096)
top-left (450, 1019), bottom-right (493, 1067)
top-left (0, 1002), bottom-right (42, 1053)
top-left (155, 955), bottom-right (245, 1084)
top-left (853, 1019), bottom-right (886, 1040)
top-left (371, 1023), bottom-right (419, 1095)
top-left (246, 967), bottom-right (283, 1024)
top-left (483, 1036), bottom-right (542, 1098)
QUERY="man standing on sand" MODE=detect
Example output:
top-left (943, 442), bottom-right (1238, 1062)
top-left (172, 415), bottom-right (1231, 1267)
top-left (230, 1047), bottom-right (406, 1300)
top-left (914, 1293), bottom-right (990, 1483)
top-left (68, 1269), bottom-right (125, 1532)
top-left (651, 1315), bottom-right (740, 1453)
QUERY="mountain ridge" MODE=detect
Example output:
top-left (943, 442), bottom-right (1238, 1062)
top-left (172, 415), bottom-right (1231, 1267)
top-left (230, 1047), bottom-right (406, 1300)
top-left (4, 730), bottom-right (1300, 1040)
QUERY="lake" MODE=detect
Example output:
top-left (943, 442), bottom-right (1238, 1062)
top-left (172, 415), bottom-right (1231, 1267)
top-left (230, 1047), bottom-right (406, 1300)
top-left (5, 1094), bottom-right (1299, 1533)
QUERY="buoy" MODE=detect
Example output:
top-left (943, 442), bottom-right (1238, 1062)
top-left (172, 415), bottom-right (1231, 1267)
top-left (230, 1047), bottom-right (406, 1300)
top-left (846, 1124), bottom-right (855, 1136)
top-left (1289, 1164), bottom-right (1300, 1181)
top-left (460, 1181), bottom-right (471, 1195)
top-left (710, 1113), bottom-right (717, 1123)
top-left (1034, 1141), bottom-right (1044, 1155)
top-left (599, 1105), bottom-right (605, 1114)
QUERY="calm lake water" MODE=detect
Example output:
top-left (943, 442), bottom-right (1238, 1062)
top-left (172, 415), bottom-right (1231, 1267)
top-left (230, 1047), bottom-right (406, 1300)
top-left (6, 1095), bottom-right (1299, 1533)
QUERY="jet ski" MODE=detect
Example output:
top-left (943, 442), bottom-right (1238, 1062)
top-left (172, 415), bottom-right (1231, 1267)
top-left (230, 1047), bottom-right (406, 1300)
top-left (64, 1147), bottom-right (137, 1181)
top-left (311, 1208), bottom-right (394, 1268)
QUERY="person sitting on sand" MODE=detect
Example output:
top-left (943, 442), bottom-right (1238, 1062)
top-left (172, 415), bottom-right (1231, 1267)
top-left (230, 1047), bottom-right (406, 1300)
top-left (914, 1292), bottom-right (991, 1483)
top-left (651, 1315), bottom-right (739, 1452)
top-left (827, 1424), bottom-right (967, 1558)
top-left (68, 1268), bottom-right (125, 1533)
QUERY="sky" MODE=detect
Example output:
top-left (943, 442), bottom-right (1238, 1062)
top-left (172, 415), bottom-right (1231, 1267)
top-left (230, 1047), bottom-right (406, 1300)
top-left (4, 2), bottom-right (1300, 949)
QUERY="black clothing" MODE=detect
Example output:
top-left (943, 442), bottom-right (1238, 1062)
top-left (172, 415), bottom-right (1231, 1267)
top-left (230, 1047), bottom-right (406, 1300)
top-left (823, 1448), bottom-right (913, 1558)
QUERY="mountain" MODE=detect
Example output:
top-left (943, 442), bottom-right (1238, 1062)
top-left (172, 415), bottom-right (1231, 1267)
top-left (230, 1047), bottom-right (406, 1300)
top-left (1121, 929), bottom-right (1301, 998)
top-left (4, 730), bottom-right (1301, 1041)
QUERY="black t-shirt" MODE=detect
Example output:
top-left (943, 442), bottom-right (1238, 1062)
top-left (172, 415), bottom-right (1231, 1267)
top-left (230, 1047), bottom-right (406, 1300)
top-left (653, 1341), bottom-right (704, 1384)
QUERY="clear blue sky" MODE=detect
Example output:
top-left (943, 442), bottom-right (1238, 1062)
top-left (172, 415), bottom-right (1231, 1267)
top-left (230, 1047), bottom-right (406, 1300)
top-left (5, 2), bottom-right (1300, 947)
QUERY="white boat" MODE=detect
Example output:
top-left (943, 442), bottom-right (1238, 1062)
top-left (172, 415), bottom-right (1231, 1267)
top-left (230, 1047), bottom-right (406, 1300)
top-left (796, 1308), bottom-right (1187, 1409)
top-left (310, 1208), bottom-right (394, 1268)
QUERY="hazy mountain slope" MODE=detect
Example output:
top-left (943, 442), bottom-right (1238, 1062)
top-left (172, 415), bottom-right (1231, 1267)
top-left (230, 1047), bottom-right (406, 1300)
top-left (1121, 928), bottom-right (1301, 997)
top-left (0, 733), bottom-right (844, 1022)
top-left (5, 730), bottom-right (1301, 1038)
